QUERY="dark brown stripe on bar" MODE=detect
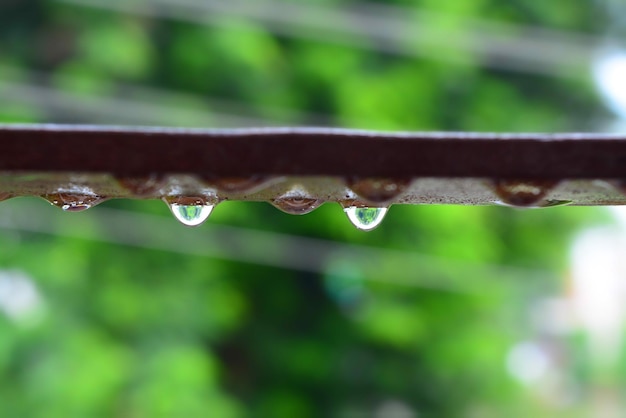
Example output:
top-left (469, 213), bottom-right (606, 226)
top-left (1, 125), bottom-right (625, 178)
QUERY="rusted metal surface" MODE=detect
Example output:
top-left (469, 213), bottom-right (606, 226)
top-left (3, 124), bottom-right (626, 177)
top-left (1, 123), bottom-right (626, 207)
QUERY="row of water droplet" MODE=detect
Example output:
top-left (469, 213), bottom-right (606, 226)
top-left (39, 192), bottom-right (389, 231)
top-left (2, 177), bottom-right (591, 231)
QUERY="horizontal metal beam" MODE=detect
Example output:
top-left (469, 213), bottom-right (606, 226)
top-left (1, 124), bottom-right (625, 178)
top-left (1, 124), bottom-right (625, 207)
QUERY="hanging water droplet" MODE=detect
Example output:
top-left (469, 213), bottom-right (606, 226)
top-left (493, 180), bottom-right (558, 207)
top-left (347, 177), bottom-right (411, 204)
top-left (170, 204), bottom-right (214, 226)
top-left (271, 196), bottom-right (323, 215)
top-left (43, 193), bottom-right (106, 212)
top-left (164, 196), bottom-right (214, 226)
top-left (343, 205), bottom-right (388, 231)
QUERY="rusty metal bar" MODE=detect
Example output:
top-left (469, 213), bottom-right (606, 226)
top-left (1, 124), bottom-right (625, 207)
top-left (1, 124), bottom-right (626, 178)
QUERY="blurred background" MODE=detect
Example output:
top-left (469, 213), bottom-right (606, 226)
top-left (1, 0), bottom-right (626, 417)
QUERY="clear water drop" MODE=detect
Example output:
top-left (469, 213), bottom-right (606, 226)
top-left (170, 204), bottom-right (213, 226)
top-left (164, 197), bottom-right (214, 226)
top-left (43, 193), bottom-right (106, 212)
top-left (343, 206), bottom-right (388, 231)
top-left (271, 196), bottom-right (323, 215)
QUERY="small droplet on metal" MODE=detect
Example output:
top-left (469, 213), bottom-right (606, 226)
top-left (206, 176), bottom-right (274, 194)
top-left (493, 180), bottom-right (558, 207)
top-left (271, 196), bottom-right (323, 215)
top-left (164, 196), bottom-right (214, 227)
top-left (117, 174), bottom-right (166, 197)
top-left (42, 193), bottom-right (107, 212)
top-left (347, 177), bottom-right (411, 204)
top-left (343, 205), bottom-right (388, 231)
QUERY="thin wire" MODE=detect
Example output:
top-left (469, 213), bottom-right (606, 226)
top-left (0, 76), bottom-right (332, 127)
top-left (0, 79), bottom-right (261, 127)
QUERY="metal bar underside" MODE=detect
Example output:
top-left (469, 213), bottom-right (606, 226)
top-left (1, 124), bottom-right (626, 206)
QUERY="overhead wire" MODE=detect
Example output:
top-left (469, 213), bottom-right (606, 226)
top-left (0, 66), bottom-right (332, 127)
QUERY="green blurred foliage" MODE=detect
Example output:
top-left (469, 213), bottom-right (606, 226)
top-left (0, 0), bottom-right (616, 417)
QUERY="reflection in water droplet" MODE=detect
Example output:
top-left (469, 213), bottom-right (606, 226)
top-left (493, 180), bottom-right (558, 207)
top-left (43, 193), bottom-right (106, 212)
top-left (271, 196), bottom-right (323, 215)
top-left (164, 196), bottom-right (214, 226)
top-left (343, 206), bottom-right (388, 231)
top-left (347, 177), bottom-right (411, 204)
top-left (170, 204), bottom-right (214, 226)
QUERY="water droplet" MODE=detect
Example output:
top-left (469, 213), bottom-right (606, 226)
top-left (117, 174), bottom-right (166, 197)
top-left (493, 180), bottom-right (558, 207)
top-left (43, 193), bottom-right (106, 212)
top-left (206, 176), bottom-right (274, 194)
top-left (170, 205), bottom-right (214, 226)
top-left (271, 196), bottom-right (323, 215)
top-left (343, 205), bottom-right (388, 231)
top-left (347, 177), bottom-right (411, 204)
top-left (164, 196), bottom-right (214, 226)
